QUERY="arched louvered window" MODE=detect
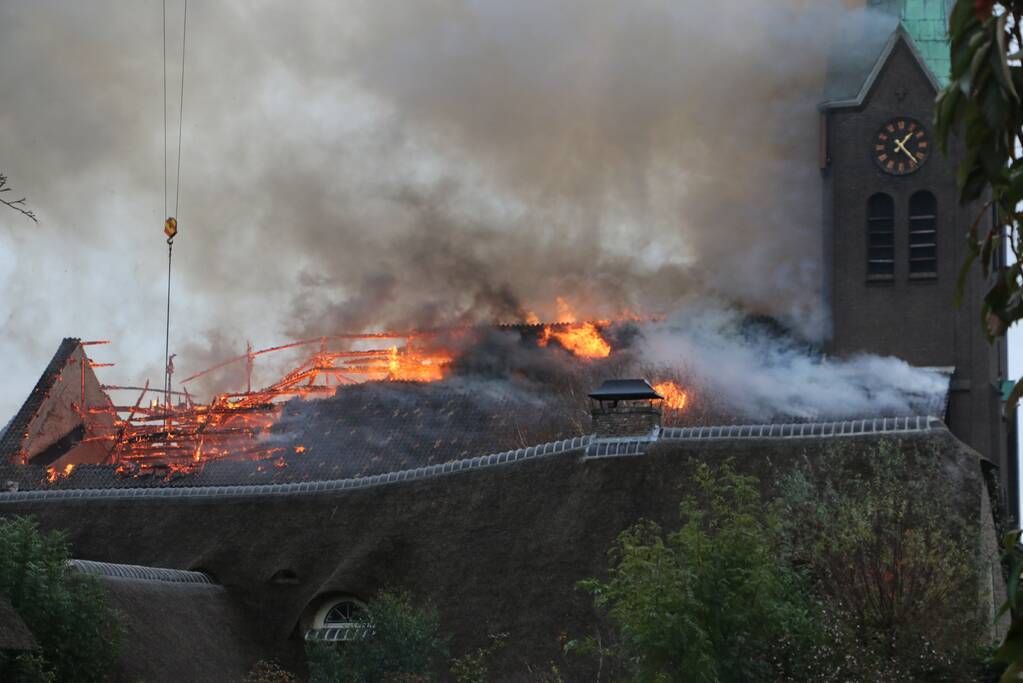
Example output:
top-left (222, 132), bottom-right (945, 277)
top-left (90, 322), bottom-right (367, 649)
top-left (867, 193), bottom-right (895, 277)
top-left (908, 191), bottom-right (937, 275)
top-left (305, 597), bottom-right (371, 643)
top-left (322, 601), bottom-right (364, 627)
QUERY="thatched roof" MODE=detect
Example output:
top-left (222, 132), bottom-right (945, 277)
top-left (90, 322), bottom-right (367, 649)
top-left (0, 377), bottom-right (581, 491)
top-left (0, 426), bottom-right (994, 680)
top-left (0, 593), bottom-right (36, 652)
top-left (98, 576), bottom-right (260, 683)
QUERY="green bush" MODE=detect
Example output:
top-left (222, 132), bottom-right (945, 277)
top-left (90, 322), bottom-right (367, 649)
top-left (574, 462), bottom-right (822, 682)
top-left (244, 659), bottom-right (298, 683)
top-left (574, 449), bottom-right (995, 681)
top-left (780, 441), bottom-right (992, 681)
top-left (450, 633), bottom-right (506, 683)
top-left (3, 652), bottom-right (57, 682)
top-left (0, 515), bottom-right (122, 682)
top-left (307, 589), bottom-right (447, 683)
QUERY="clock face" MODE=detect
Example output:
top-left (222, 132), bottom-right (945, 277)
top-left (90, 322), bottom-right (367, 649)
top-left (872, 117), bottom-right (930, 175)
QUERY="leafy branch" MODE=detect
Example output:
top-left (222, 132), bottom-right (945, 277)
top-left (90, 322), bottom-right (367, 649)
top-left (936, 7), bottom-right (1023, 681)
top-left (935, 2), bottom-right (1023, 406)
top-left (0, 173), bottom-right (37, 223)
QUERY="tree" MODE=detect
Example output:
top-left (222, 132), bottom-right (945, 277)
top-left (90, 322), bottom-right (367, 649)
top-left (450, 633), bottom-right (507, 683)
top-left (780, 441), bottom-right (993, 681)
top-left (0, 174), bottom-right (37, 223)
top-left (573, 462), bottom-right (822, 682)
top-left (306, 589), bottom-right (447, 683)
top-left (935, 5), bottom-right (1023, 681)
top-left (244, 659), bottom-right (299, 683)
top-left (572, 453), bottom-right (997, 682)
top-left (935, 1), bottom-right (1023, 406)
top-left (0, 515), bottom-right (121, 682)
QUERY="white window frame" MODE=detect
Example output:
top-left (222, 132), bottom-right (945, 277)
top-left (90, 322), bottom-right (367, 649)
top-left (305, 597), bottom-right (371, 643)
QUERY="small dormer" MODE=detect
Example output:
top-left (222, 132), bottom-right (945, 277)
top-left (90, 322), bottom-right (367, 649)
top-left (588, 379), bottom-right (663, 438)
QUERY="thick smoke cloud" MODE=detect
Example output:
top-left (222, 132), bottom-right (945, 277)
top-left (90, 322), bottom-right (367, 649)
top-left (639, 305), bottom-right (950, 421)
top-left (2, 1), bottom-right (877, 420)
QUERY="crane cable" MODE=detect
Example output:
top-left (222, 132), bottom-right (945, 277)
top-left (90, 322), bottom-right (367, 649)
top-left (163, 0), bottom-right (187, 407)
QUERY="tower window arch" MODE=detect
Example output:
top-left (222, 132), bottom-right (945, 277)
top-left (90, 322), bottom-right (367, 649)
top-left (908, 191), bottom-right (937, 275)
top-left (867, 193), bottom-right (895, 277)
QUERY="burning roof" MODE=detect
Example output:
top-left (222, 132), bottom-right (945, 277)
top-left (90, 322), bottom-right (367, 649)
top-left (0, 308), bottom-right (953, 493)
top-left (0, 338), bottom-right (117, 468)
top-left (0, 319), bottom-right (629, 489)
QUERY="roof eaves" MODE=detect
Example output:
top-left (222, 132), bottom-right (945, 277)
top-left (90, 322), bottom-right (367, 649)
top-left (0, 418), bottom-right (951, 501)
top-left (69, 559), bottom-right (216, 585)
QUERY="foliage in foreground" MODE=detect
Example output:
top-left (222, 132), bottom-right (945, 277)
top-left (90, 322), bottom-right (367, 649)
top-left (450, 632), bottom-right (507, 683)
top-left (307, 589), bottom-right (447, 683)
top-left (244, 659), bottom-right (299, 683)
top-left (0, 173), bottom-right (37, 223)
top-left (0, 515), bottom-right (122, 682)
top-left (938, 5), bottom-right (1023, 681)
top-left (781, 442), bottom-right (994, 682)
top-left (573, 462), bottom-right (822, 682)
top-left (992, 529), bottom-right (1023, 681)
top-left (573, 446), bottom-right (997, 682)
top-left (935, 1), bottom-right (1023, 407)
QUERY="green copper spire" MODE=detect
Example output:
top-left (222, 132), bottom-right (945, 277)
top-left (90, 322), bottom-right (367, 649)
top-left (868, 0), bottom-right (952, 84)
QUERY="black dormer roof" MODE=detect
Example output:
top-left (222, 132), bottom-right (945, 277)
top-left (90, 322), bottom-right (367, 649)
top-left (588, 379), bottom-right (662, 401)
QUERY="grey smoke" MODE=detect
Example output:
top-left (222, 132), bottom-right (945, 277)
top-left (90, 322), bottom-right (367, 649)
top-left (1, 1), bottom-right (892, 419)
top-left (639, 304), bottom-right (950, 421)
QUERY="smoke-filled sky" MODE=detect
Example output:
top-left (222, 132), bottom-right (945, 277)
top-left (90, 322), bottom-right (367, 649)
top-left (1, 1), bottom-right (1010, 424)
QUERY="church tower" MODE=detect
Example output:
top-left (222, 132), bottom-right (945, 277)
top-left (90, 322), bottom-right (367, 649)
top-left (819, 2), bottom-right (1016, 518)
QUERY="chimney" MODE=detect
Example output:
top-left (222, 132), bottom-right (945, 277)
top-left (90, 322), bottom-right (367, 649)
top-left (588, 379), bottom-right (663, 438)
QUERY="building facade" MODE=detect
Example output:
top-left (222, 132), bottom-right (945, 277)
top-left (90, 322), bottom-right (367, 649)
top-left (820, 4), bottom-right (1016, 518)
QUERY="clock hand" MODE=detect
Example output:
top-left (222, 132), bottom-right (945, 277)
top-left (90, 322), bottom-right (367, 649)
top-left (894, 138), bottom-right (917, 164)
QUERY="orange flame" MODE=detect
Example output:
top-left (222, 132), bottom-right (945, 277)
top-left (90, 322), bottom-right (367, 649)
top-left (539, 323), bottom-right (611, 359)
top-left (87, 335), bottom-right (456, 477)
top-left (76, 316), bottom-right (617, 477)
top-left (386, 345), bottom-right (451, 382)
top-left (653, 381), bottom-right (688, 410)
top-left (533, 297), bottom-right (612, 359)
top-left (45, 463), bottom-right (75, 483)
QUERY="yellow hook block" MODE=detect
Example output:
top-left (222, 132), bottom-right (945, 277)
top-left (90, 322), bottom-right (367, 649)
top-left (164, 217), bottom-right (178, 240)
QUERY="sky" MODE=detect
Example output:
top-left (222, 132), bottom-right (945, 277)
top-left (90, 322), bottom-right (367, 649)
top-left (1, 0), bottom-right (1018, 492)
top-left (0, 0), bottom-right (859, 414)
